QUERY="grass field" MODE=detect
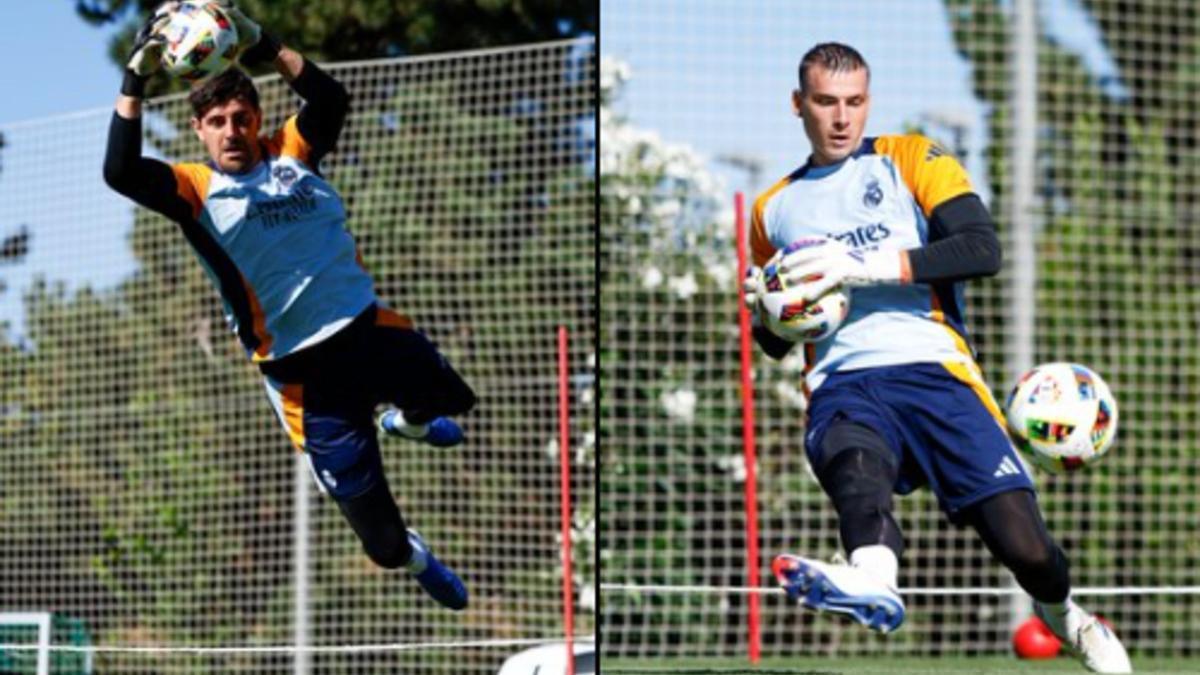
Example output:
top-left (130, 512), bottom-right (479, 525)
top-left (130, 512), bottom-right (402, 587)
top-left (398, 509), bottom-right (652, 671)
top-left (604, 656), bottom-right (1200, 674)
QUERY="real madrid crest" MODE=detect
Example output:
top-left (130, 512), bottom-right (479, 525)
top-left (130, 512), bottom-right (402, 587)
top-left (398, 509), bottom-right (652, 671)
top-left (863, 178), bottom-right (883, 208)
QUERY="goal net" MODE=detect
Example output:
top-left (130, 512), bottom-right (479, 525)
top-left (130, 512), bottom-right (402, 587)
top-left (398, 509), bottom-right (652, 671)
top-left (600, 0), bottom-right (1200, 660)
top-left (0, 39), bottom-right (595, 673)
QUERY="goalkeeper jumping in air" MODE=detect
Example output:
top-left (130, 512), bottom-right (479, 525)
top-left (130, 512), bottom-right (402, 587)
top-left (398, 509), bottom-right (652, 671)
top-left (103, 1), bottom-right (472, 610)
top-left (743, 43), bottom-right (1130, 673)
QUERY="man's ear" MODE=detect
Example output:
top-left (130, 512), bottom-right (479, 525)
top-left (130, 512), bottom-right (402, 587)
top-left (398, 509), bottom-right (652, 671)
top-left (791, 89), bottom-right (804, 117)
top-left (191, 116), bottom-right (202, 140)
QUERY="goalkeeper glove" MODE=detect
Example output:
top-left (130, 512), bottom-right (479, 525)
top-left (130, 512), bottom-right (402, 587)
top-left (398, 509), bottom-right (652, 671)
top-left (779, 237), bottom-right (908, 302)
top-left (742, 266), bottom-right (765, 314)
top-left (211, 0), bottom-right (282, 66)
top-left (122, 1), bottom-right (178, 96)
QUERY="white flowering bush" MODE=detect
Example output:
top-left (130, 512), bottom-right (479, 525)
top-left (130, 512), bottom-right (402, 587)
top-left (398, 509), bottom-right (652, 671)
top-left (600, 55), bottom-right (828, 653)
top-left (599, 58), bottom-right (759, 636)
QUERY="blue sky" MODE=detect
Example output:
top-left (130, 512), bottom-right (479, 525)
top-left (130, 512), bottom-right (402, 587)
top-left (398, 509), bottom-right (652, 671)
top-left (0, 3), bottom-right (131, 343)
top-left (0, 2), bottom-right (124, 125)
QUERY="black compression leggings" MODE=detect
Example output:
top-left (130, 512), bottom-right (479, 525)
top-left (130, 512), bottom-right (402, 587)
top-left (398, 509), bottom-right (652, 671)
top-left (817, 423), bottom-right (1070, 603)
top-left (962, 490), bottom-right (1071, 604)
top-left (336, 479), bottom-right (414, 569)
top-left (817, 444), bottom-right (906, 559)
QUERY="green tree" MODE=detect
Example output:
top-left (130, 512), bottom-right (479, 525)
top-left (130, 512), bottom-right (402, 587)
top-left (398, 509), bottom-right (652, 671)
top-left (76, 0), bottom-right (597, 95)
top-left (944, 0), bottom-right (1200, 649)
top-left (1, 40), bottom-right (593, 672)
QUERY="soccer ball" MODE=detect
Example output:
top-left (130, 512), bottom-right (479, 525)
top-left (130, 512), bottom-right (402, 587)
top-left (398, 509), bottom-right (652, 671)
top-left (1005, 362), bottom-right (1118, 474)
top-left (161, 1), bottom-right (240, 81)
top-left (757, 238), bottom-right (850, 342)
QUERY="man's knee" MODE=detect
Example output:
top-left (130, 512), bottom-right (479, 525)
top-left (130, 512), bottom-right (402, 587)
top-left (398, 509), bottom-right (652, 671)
top-left (446, 376), bottom-right (476, 414)
top-left (815, 421), bottom-right (897, 503)
top-left (966, 490), bottom-right (1071, 602)
top-left (814, 422), bottom-right (904, 555)
top-left (1006, 540), bottom-right (1069, 602)
top-left (336, 481), bottom-right (413, 569)
top-left (996, 533), bottom-right (1065, 580)
top-left (435, 369), bottom-right (476, 416)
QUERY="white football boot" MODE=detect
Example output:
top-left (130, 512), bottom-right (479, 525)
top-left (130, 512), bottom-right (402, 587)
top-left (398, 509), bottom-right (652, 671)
top-left (772, 553), bottom-right (905, 633)
top-left (1035, 600), bottom-right (1133, 673)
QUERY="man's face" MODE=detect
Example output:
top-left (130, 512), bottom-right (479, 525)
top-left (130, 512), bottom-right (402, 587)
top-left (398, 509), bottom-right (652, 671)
top-left (793, 65), bottom-right (870, 166)
top-left (191, 98), bottom-right (263, 174)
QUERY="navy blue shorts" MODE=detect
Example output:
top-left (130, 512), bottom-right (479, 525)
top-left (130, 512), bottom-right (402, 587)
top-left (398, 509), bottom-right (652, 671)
top-left (804, 362), bottom-right (1034, 520)
top-left (260, 305), bottom-right (475, 501)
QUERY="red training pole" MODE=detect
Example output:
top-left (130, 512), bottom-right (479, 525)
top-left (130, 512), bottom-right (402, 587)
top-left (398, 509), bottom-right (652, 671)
top-left (734, 192), bottom-right (762, 663)
top-left (557, 326), bottom-right (576, 675)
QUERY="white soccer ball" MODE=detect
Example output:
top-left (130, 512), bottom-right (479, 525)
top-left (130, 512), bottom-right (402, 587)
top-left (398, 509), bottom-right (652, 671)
top-left (1005, 362), bottom-right (1118, 474)
top-left (757, 238), bottom-right (850, 343)
top-left (161, 1), bottom-right (240, 81)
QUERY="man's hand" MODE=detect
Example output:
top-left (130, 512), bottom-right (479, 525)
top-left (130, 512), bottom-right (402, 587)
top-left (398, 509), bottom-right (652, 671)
top-left (125, 2), bottom-right (178, 78)
top-left (211, 0), bottom-right (262, 51)
top-left (779, 237), bottom-right (907, 302)
top-left (742, 266), bottom-right (765, 314)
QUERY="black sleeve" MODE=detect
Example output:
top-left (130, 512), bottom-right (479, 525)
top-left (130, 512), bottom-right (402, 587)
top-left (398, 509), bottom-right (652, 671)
top-left (290, 59), bottom-right (351, 164)
top-left (103, 113), bottom-right (194, 224)
top-left (907, 193), bottom-right (1003, 284)
top-left (752, 323), bottom-right (796, 360)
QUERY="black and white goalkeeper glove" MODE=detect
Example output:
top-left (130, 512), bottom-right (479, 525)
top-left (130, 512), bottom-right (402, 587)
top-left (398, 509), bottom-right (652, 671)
top-left (742, 266), bottom-right (765, 314)
top-left (211, 0), bottom-right (282, 66)
top-left (778, 237), bottom-right (908, 303)
top-left (122, 1), bottom-right (178, 96)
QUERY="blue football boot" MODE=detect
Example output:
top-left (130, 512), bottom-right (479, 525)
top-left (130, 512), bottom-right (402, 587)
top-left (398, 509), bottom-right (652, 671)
top-left (407, 530), bottom-right (468, 611)
top-left (378, 409), bottom-right (464, 448)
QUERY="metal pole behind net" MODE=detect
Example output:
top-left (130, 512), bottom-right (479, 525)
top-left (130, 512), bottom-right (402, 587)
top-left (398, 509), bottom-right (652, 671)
top-left (293, 454), bottom-right (311, 675)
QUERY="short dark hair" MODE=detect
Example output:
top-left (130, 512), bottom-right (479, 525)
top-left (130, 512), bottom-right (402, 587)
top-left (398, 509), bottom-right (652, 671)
top-left (188, 68), bottom-right (260, 118)
top-left (798, 42), bottom-right (870, 92)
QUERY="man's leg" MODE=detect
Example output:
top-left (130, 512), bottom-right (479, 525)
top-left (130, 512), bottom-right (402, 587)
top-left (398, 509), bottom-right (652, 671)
top-left (335, 477), bottom-right (414, 569)
top-left (963, 489), bottom-right (1068, 603)
top-left (263, 372), bottom-right (469, 610)
top-left (371, 312), bottom-right (476, 446)
top-left (336, 477), bottom-right (468, 611)
top-left (964, 490), bottom-right (1130, 673)
top-left (816, 422), bottom-right (905, 570)
top-left (773, 419), bottom-right (906, 633)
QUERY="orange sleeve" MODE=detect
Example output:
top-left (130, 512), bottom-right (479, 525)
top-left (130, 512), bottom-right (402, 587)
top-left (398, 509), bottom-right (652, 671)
top-left (262, 115), bottom-right (314, 165)
top-left (170, 163), bottom-right (213, 219)
top-left (750, 175), bottom-right (796, 267)
top-left (749, 199), bottom-right (776, 268)
top-left (873, 134), bottom-right (974, 216)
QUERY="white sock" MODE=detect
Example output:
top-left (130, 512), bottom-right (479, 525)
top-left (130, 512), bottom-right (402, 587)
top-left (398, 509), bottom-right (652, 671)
top-left (406, 535), bottom-right (429, 574)
top-left (1036, 597), bottom-right (1083, 636)
top-left (1037, 598), bottom-right (1074, 617)
top-left (849, 544), bottom-right (899, 589)
top-left (388, 410), bottom-right (429, 439)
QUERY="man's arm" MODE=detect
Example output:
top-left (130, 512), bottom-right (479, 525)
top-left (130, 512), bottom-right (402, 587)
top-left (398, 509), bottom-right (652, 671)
top-left (282, 51), bottom-right (352, 165)
top-left (778, 136), bottom-right (1002, 300)
top-left (237, 22), bottom-right (350, 164)
top-left (752, 323), bottom-right (796, 360)
top-left (104, 8), bottom-right (194, 224)
top-left (219, 2), bottom-right (350, 164)
top-left (745, 202), bottom-right (797, 360)
top-left (905, 193), bottom-right (1002, 284)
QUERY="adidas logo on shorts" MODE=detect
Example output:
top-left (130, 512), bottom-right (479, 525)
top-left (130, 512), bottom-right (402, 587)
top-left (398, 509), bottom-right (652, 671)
top-left (993, 455), bottom-right (1022, 478)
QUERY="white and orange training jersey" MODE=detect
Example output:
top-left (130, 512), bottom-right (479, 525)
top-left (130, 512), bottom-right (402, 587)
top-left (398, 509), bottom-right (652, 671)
top-left (750, 134), bottom-right (980, 392)
top-left (170, 116), bottom-right (377, 362)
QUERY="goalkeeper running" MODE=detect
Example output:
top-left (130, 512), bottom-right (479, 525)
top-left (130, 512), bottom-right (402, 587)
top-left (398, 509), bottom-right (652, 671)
top-left (744, 42), bottom-right (1131, 673)
top-left (103, 1), bottom-right (472, 610)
